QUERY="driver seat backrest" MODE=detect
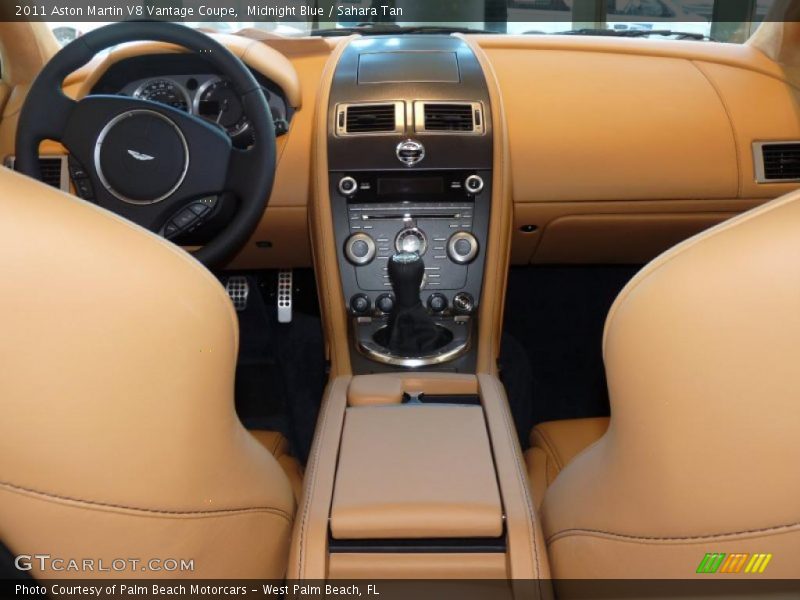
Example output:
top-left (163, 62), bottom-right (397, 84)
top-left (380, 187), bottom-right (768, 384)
top-left (542, 190), bottom-right (800, 578)
top-left (0, 168), bottom-right (294, 578)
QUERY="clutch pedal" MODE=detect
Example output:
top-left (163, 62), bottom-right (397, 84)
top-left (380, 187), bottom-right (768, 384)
top-left (278, 269), bottom-right (293, 323)
top-left (225, 276), bottom-right (250, 312)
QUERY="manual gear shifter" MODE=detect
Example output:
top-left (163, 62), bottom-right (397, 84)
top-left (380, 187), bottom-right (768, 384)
top-left (379, 252), bottom-right (450, 355)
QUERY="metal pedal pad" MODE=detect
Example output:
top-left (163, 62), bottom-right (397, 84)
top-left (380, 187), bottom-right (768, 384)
top-left (225, 276), bottom-right (250, 312)
top-left (277, 270), bottom-right (293, 323)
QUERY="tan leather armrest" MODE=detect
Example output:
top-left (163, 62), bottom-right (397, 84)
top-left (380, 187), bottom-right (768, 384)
top-left (330, 405), bottom-right (503, 540)
top-left (347, 373), bottom-right (478, 406)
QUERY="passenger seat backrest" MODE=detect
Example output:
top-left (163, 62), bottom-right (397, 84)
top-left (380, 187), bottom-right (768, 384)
top-left (542, 190), bottom-right (800, 578)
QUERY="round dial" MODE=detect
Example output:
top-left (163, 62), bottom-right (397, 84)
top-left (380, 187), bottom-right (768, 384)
top-left (395, 228), bottom-right (427, 255)
top-left (195, 78), bottom-right (251, 139)
top-left (133, 79), bottom-right (190, 112)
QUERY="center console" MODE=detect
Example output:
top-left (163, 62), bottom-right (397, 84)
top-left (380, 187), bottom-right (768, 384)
top-left (294, 36), bottom-right (548, 583)
top-left (327, 36), bottom-right (493, 372)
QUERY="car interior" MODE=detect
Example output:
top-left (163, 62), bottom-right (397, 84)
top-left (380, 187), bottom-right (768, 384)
top-left (0, 0), bottom-right (799, 590)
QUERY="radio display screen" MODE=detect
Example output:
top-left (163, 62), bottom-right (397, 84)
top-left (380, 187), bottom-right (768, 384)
top-left (377, 177), bottom-right (443, 198)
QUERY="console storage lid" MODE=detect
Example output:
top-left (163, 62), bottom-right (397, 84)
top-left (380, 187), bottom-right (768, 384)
top-left (330, 404), bottom-right (503, 540)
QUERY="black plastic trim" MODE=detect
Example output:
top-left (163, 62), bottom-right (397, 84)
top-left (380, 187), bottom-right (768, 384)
top-left (329, 535), bottom-right (506, 554)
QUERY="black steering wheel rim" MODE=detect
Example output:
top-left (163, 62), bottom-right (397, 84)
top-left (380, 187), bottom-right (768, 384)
top-left (15, 21), bottom-right (276, 268)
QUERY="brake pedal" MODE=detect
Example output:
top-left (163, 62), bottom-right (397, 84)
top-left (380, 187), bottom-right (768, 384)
top-left (277, 270), bottom-right (293, 323)
top-left (225, 276), bottom-right (250, 312)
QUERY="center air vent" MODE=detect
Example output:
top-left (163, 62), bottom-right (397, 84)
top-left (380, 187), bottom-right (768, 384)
top-left (336, 102), bottom-right (405, 136)
top-left (415, 102), bottom-right (485, 134)
top-left (754, 141), bottom-right (800, 183)
top-left (4, 155), bottom-right (69, 191)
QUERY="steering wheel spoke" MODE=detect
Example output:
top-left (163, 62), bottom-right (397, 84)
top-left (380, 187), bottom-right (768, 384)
top-left (15, 22), bottom-right (276, 267)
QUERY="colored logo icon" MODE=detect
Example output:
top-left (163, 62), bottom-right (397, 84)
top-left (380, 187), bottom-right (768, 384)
top-left (696, 553), bottom-right (772, 574)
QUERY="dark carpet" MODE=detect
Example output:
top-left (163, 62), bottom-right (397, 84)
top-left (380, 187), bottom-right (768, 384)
top-left (502, 265), bottom-right (641, 445)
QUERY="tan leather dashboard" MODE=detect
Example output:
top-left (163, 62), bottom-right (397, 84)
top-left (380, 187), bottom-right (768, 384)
top-left (1, 26), bottom-right (798, 267)
top-left (477, 35), bottom-right (800, 263)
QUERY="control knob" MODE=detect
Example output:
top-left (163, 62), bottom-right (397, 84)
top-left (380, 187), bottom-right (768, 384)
top-left (350, 294), bottom-right (371, 315)
top-left (453, 292), bottom-right (475, 314)
top-left (344, 233), bottom-right (376, 265)
top-left (376, 293), bottom-right (395, 314)
top-left (427, 293), bottom-right (448, 313)
top-left (395, 227), bottom-right (427, 255)
top-left (465, 174), bottom-right (484, 195)
top-left (447, 232), bottom-right (479, 264)
top-left (338, 176), bottom-right (358, 197)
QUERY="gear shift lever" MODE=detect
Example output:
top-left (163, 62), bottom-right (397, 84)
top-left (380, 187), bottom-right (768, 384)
top-left (388, 252), bottom-right (425, 310)
top-left (381, 252), bottom-right (450, 355)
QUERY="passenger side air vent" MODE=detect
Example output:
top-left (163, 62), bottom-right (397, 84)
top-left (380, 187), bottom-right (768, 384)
top-left (335, 102), bottom-right (404, 136)
top-left (4, 155), bottom-right (69, 191)
top-left (754, 141), bottom-right (800, 183)
top-left (415, 102), bottom-right (485, 134)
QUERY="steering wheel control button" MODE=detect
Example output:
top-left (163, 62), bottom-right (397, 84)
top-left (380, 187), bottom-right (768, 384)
top-left (453, 292), bottom-right (475, 314)
top-left (345, 233), bottom-right (377, 265)
top-left (173, 210), bottom-right (197, 230)
top-left (447, 232), bottom-right (479, 264)
top-left (164, 223), bottom-right (180, 239)
top-left (376, 293), bottom-right (395, 314)
top-left (350, 294), bottom-right (371, 315)
top-left (395, 228), bottom-right (427, 255)
top-left (95, 110), bottom-right (189, 205)
top-left (189, 203), bottom-right (211, 217)
top-left (74, 178), bottom-right (95, 200)
top-left (465, 174), bottom-right (485, 195)
top-left (68, 158), bottom-right (88, 180)
top-left (338, 176), bottom-right (358, 197)
top-left (428, 293), bottom-right (448, 313)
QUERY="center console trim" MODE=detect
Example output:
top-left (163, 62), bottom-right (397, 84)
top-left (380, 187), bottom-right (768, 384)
top-left (287, 374), bottom-right (551, 580)
top-left (355, 316), bottom-right (473, 367)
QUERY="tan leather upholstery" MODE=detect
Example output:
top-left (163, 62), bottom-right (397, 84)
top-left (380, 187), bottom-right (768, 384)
top-left (541, 190), bottom-right (800, 578)
top-left (347, 373), bottom-right (479, 406)
top-left (328, 553), bottom-right (508, 579)
top-left (0, 167), bottom-right (294, 579)
top-left (250, 430), bottom-right (304, 503)
top-left (330, 406), bottom-right (503, 540)
top-left (288, 374), bottom-right (550, 580)
top-left (525, 418), bottom-right (609, 509)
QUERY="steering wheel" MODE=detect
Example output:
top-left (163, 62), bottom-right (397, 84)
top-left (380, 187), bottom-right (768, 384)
top-left (15, 21), bottom-right (276, 267)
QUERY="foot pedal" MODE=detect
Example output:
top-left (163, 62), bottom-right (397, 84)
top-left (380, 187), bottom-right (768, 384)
top-left (277, 270), bottom-right (293, 323)
top-left (225, 276), bottom-right (250, 312)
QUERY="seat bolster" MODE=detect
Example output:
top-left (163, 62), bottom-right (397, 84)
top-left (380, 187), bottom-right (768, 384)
top-left (525, 418), bottom-right (609, 508)
top-left (250, 430), bottom-right (304, 502)
top-left (524, 446), bottom-right (551, 510)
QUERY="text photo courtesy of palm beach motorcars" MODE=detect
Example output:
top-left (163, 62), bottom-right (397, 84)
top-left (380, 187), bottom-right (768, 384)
top-left (0, 0), bottom-right (798, 599)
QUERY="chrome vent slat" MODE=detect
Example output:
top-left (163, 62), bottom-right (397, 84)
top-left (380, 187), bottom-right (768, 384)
top-left (336, 102), bottom-right (405, 136)
top-left (414, 101), bottom-right (485, 135)
top-left (754, 141), bottom-right (800, 183)
top-left (39, 159), bottom-right (64, 188)
top-left (423, 104), bottom-right (475, 132)
top-left (4, 155), bottom-right (69, 191)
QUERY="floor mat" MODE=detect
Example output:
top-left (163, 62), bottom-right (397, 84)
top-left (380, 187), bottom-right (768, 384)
top-left (503, 265), bottom-right (641, 439)
top-left (227, 270), bottom-right (326, 465)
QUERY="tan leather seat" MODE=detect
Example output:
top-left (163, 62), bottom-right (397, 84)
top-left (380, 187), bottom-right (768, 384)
top-left (250, 430), bottom-right (304, 502)
top-left (530, 190), bottom-right (800, 578)
top-left (0, 168), bottom-right (295, 579)
top-left (525, 418), bottom-right (609, 509)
